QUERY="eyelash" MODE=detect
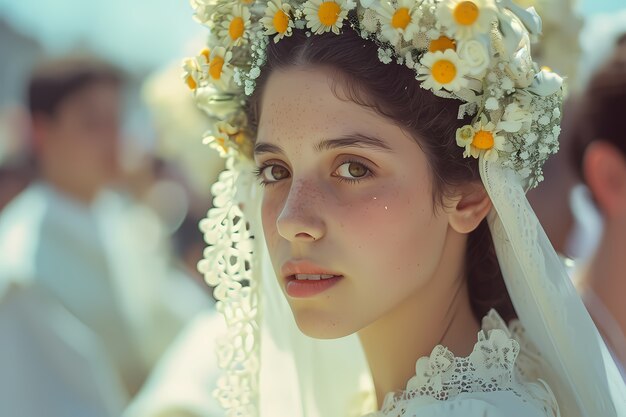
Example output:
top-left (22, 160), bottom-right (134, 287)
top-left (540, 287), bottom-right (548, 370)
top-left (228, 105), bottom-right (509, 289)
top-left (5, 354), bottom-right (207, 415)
top-left (253, 159), bottom-right (375, 187)
top-left (332, 159), bottom-right (374, 184)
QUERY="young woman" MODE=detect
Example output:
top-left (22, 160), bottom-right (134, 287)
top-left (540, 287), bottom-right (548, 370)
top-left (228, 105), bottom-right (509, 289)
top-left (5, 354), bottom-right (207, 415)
top-left (185, 0), bottom-right (626, 415)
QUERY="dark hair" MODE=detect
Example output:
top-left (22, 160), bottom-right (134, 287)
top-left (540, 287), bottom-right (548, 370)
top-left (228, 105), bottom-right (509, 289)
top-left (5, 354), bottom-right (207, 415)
top-left (27, 56), bottom-right (123, 117)
top-left (571, 36), bottom-right (626, 179)
top-left (247, 25), bottom-right (516, 322)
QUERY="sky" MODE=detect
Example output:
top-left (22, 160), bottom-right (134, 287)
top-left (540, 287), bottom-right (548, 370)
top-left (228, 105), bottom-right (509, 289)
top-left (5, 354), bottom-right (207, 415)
top-left (0, 0), bottom-right (624, 75)
top-left (0, 0), bottom-right (206, 74)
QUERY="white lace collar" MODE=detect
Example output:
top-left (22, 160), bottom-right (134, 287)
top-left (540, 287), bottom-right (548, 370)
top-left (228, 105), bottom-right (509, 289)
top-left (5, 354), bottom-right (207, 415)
top-left (370, 309), bottom-right (560, 417)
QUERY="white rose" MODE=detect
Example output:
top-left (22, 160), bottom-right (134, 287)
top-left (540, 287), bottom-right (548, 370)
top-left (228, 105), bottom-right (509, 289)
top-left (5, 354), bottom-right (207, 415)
top-left (458, 39), bottom-right (490, 76)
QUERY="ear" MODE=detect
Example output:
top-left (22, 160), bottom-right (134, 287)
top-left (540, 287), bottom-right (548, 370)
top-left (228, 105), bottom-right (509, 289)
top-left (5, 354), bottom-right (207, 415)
top-left (583, 141), bottom-right (626, 218)
top-left (30, 113), bottom-right (55, 154)
top-left (447, 181), bottom-right (492, 234)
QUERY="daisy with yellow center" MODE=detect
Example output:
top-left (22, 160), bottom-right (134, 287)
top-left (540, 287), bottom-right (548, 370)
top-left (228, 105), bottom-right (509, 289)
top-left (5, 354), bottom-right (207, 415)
top-left (206, 121), bottom-right (252, 158)
top-left (428, 35), bottom-right (456, 52)
top-left (377, 0), bottom-right (422, 46)
top-left (190, 0), bottom-right (219, 25)
top-left (219, 5), bottom-right (252, 47)
top-left (182, 57), bottom-right (202, 90)
top-left (205, 121), bottom-right (237, 156)
top-left (206, 47), bottom-right (234, 90)
top-left (182, 47), bottom-right (213, 91)
top-left (260, 0), bottom-right (294, 43)
top-left (456, 114), bottom-right (507, 161)
top-left (303, 0), bottom-right (353, 35)
top-left (437, 0), bottom-right (497, 40)
top-left (417, 49), bottom-right (469, 92)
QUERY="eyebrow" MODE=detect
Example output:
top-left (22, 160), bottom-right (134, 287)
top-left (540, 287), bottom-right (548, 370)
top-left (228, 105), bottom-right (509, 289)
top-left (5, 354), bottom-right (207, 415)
top-left (254, 133), bottom-right (393, 156)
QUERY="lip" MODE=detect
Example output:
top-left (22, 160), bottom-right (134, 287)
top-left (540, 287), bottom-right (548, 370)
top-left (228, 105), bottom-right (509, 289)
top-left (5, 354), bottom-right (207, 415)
top-left (281, 259), bottom-right (344, 298)
top-left (281, 259), bottom-right (343, 278)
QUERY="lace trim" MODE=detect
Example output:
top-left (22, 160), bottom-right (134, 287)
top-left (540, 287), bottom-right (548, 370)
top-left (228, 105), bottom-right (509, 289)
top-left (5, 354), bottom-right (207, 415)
top-left (198, 157), bottom-right (260, 417)
top-left (371, 310), bottom-right (560, 417)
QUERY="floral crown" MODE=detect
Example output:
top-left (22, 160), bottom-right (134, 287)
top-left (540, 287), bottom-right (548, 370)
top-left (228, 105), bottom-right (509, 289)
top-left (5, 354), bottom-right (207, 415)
top-left (184, 0), bottom-right (564, 188)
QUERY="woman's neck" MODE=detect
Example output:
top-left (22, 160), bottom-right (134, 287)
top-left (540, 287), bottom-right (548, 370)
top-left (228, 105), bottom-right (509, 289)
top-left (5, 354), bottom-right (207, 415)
top-left (357, 227), bottom-right (480, 408)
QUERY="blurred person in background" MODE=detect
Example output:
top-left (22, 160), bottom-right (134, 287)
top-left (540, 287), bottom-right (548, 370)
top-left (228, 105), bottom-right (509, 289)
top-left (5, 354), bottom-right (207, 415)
top-left (569, 35), bottom-right (626, 377)
top-left (0, 56), bottom-right (208, 417)
top-left (120, 62), bottom-right (226, 417)
top-left (0, 106), bottom-right (35, 211)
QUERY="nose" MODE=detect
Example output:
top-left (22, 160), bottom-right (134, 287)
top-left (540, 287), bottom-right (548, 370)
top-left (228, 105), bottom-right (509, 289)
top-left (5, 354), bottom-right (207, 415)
top-left (276, 179), bottom-right (326, 242)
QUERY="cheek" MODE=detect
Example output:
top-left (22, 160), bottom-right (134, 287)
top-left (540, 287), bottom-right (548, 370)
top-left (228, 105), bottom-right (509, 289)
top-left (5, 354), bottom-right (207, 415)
top-left (340, 184), bottom-right (447, 287)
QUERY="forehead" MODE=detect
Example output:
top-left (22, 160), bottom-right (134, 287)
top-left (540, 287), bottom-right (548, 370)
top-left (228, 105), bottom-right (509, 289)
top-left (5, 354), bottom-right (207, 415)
top-left (257, 67), bottom-right (392, 144)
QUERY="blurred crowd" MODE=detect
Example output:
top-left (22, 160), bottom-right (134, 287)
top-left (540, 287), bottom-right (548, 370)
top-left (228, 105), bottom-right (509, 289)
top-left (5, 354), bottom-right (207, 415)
top-left (0, 1), bottom-right (625, 417)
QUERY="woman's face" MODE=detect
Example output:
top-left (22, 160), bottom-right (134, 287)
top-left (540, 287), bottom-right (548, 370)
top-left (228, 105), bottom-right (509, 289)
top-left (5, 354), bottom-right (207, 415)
top-left (255, 67), bottom-right (454, 339)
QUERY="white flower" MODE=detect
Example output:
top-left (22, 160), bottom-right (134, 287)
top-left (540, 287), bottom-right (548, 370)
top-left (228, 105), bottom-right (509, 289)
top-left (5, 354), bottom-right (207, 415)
top-left (525, 132), bottom-right (538, 145)
top-left (528, 68), bottom-right (563, 97)
top-left (182, 56), bottom-right (204, 91)
top-left (205, 121), bottom-right (250, 158)
top-left (469, 329), bottom-right (520, 381)
top-left (376, 0), bottom-right (422, 45)
top-left (206, 47), bottom-right (234, 90)
top-left (219, 5), bottom-right (252, 47)
top-left (458, 113), bottom-right (507, 161)
top-left (501, 76), bottom-right (514, 92)
top-left (456, 124), bottom-right (475, 148)
top-left (359, 0), bottom-right (376, 8)
top-left (260, 0), bottom-right (294, 42)
top-left (360, 7), bottom-right (379, 33)
top-left (458, 38), bottom-right (490, 75)
top-left (190, 0), bottom-right (220, 25)
top-left (485, 97), bottom-right (499, 110)
top-left (417, 49), bottom-right (469, 92)
top-left (497, 102), bottom-right (532, 133)
top-left (437, 0), bottom-right (498, 40)
top-left (378, 47), bottom-right (393, 64)
top-left (303, 0), bottom-right (353, 35)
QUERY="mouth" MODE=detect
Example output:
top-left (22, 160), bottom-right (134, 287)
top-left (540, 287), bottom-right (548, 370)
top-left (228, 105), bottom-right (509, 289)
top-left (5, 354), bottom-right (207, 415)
top-left (291, 273), bottom-right (341, 281)
top-left (281, 260), bottom-right (344, 298)
top-left (284, 274), bottom-right (344, 298)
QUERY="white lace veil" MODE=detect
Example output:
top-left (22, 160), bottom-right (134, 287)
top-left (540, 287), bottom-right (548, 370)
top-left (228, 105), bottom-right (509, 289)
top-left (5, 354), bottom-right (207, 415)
top-left (481, 159), bottom-right (626, 416)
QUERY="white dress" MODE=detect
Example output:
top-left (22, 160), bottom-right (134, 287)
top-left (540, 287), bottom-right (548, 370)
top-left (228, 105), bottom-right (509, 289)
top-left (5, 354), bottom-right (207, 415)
top-left (368, 310), bottom-right (560, 417)
top-left (0, 183), bottom-right (209, 417)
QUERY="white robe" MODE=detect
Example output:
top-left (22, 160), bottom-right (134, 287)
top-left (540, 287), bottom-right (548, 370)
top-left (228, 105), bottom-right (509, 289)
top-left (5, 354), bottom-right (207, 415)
top-left (0, 183), bottom-right (208, 417)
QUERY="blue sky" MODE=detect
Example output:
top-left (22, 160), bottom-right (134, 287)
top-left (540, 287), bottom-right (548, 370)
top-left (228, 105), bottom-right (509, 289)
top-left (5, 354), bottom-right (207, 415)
top-left (0, 0), bottom-right (206, 73)
top-left (578, 0), bottom-right (625, 15)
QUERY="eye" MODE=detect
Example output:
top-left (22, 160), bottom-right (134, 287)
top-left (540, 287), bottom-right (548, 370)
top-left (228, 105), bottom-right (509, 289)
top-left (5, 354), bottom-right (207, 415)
top-left (256, 164), bottom-right (290, 184)
top-left (334, 161), bottom-right (372, 180)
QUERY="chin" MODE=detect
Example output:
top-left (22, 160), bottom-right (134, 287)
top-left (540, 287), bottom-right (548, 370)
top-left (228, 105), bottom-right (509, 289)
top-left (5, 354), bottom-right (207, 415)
top-left (290, 306), bottom-right (356, 340)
